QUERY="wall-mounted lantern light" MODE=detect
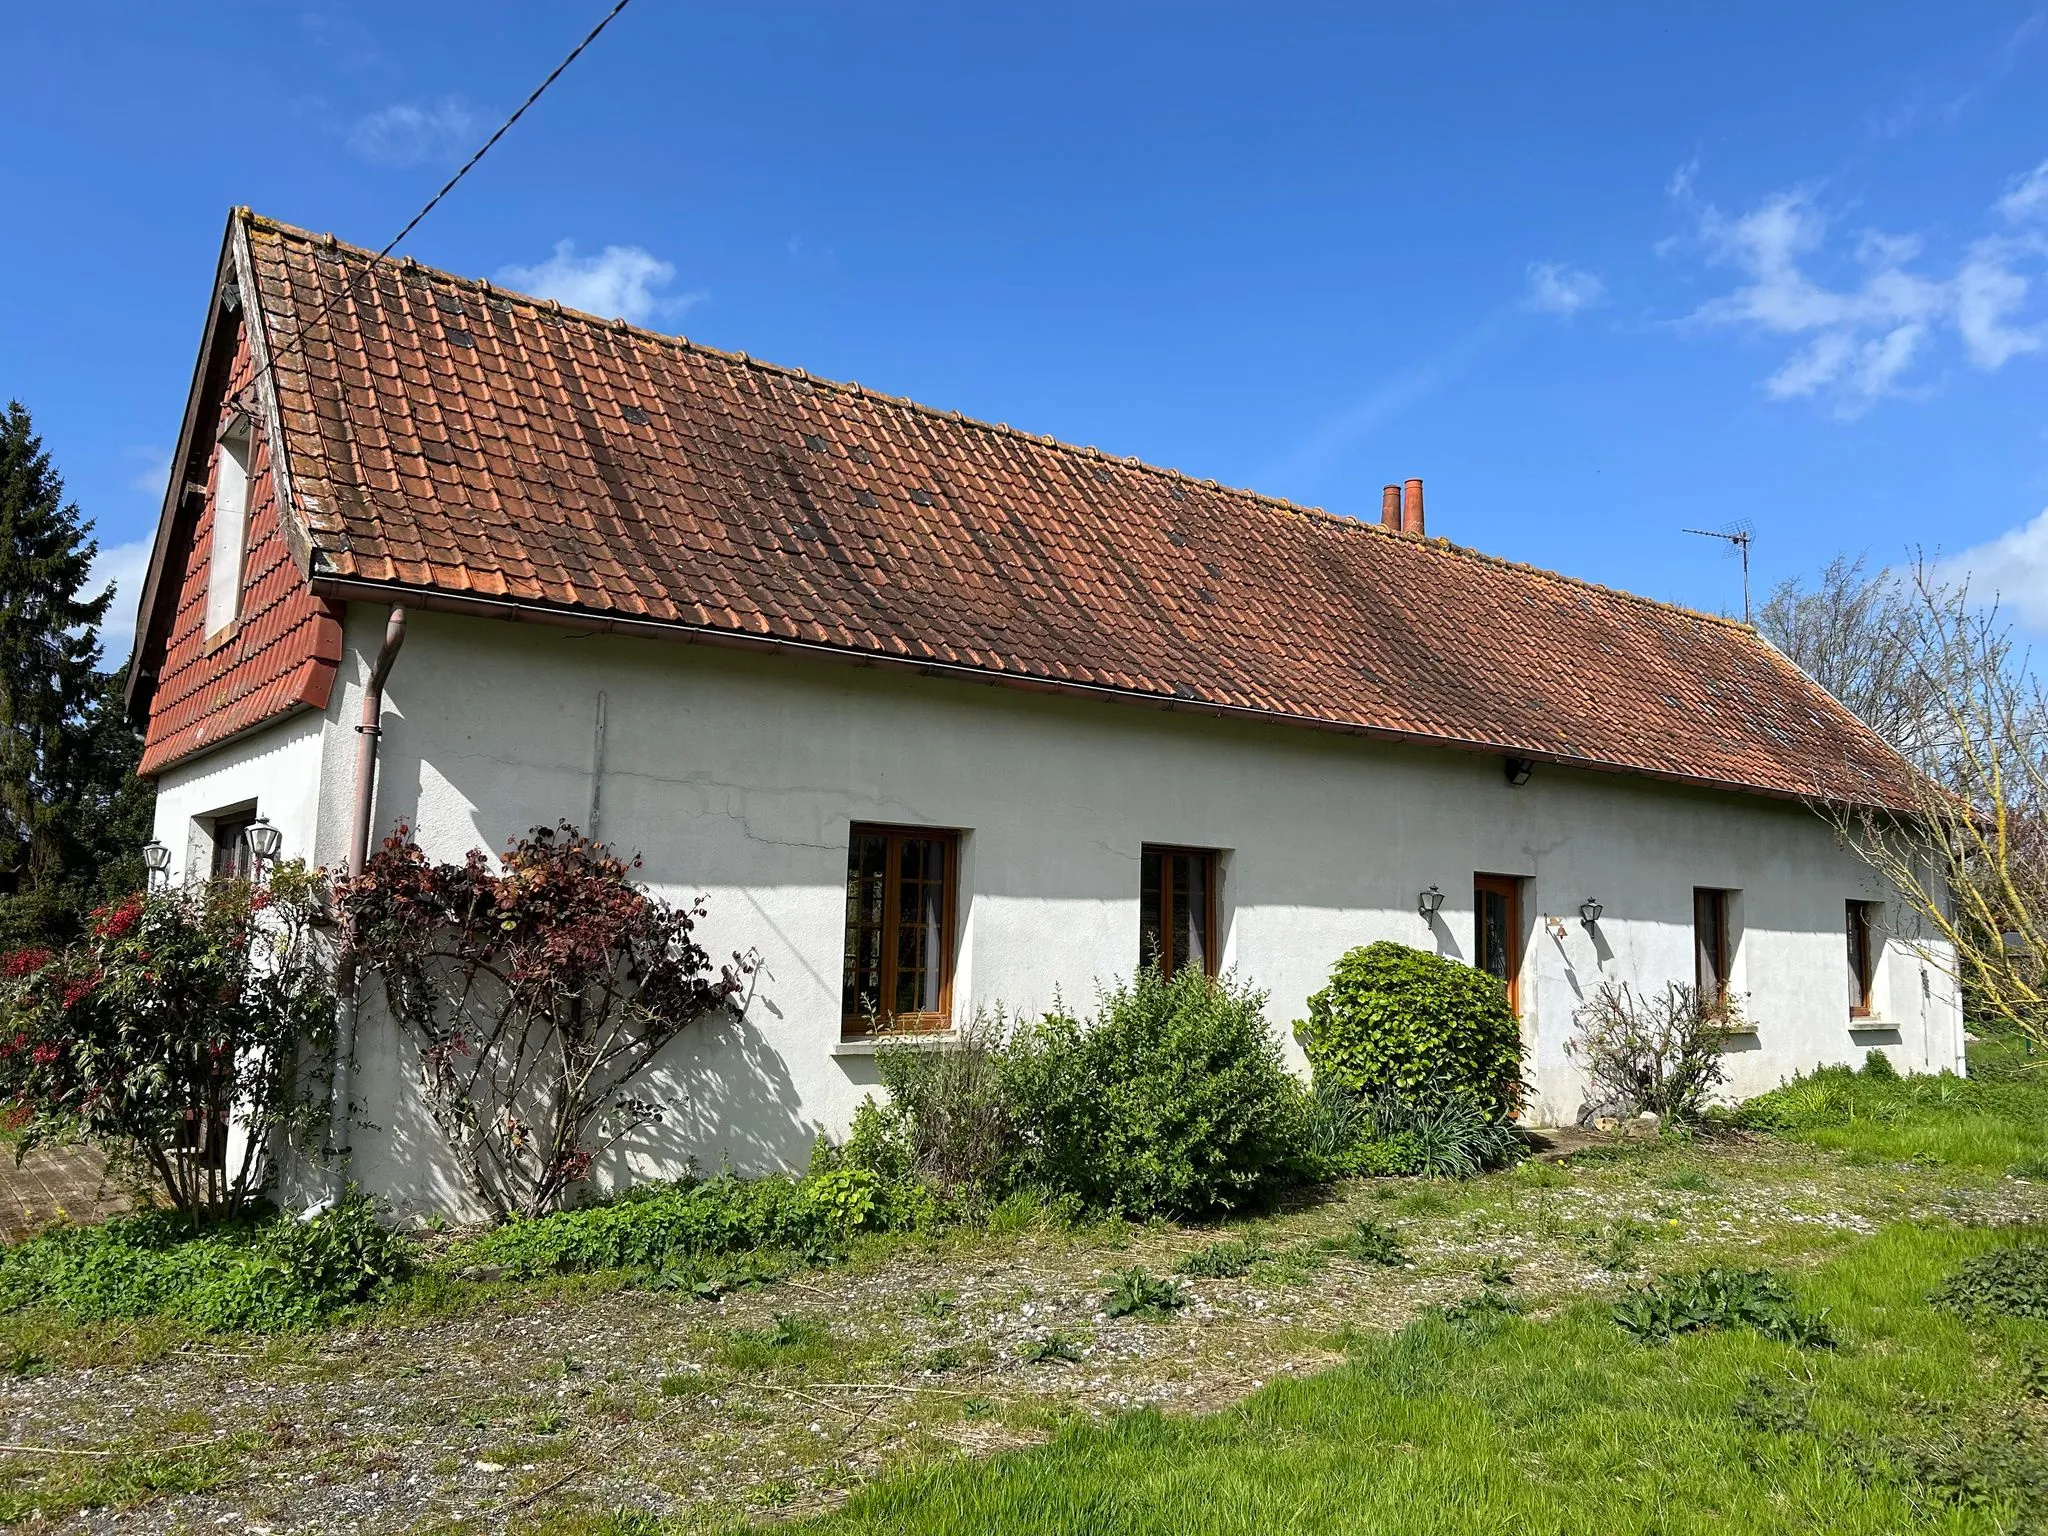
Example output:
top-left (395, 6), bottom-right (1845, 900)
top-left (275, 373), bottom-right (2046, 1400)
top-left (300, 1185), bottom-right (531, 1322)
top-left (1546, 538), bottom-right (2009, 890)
top-left (1418, 884), bottom-right (1445, 920)
top-left (141, 840), bottom-right (171, 889)
top-left (245, 815), bottom-right (283, 879)
top-left (1504, 757), bottom-right (1534, 786)
top-left (1579, 897), bottom-right (1604, 928)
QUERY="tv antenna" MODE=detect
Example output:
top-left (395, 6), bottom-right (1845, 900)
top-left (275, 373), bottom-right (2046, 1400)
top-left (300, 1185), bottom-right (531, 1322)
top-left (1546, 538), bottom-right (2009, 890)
top-left (1683, 519), bottom-right (1755, 624)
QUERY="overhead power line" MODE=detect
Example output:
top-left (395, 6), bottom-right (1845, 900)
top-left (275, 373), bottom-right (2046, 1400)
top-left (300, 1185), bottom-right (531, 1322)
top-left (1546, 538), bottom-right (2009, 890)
top-left (253, 0), bottom-right (639, 394)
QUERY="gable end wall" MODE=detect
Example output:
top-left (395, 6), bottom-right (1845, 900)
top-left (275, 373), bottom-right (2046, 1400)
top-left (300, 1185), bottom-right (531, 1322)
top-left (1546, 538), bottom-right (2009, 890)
top-left (139, 320), bottom-right (344, 777)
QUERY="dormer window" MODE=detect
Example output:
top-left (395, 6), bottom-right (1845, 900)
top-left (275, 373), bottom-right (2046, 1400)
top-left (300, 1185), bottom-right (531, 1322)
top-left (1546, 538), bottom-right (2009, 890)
top-left (205, 419), bottom-right (252, 638)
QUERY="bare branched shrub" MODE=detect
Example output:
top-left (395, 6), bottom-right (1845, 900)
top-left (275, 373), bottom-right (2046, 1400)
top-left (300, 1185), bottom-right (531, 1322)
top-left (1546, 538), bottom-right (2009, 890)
top-left (1760, 554), bottom-right (1990, 776)
top-left (1567, 981), bottom-right (1741, 1123)
top-left (339, 824), bottom-right (753, 1220)
top-left (862, 1008), bottom-right (1017, 1201)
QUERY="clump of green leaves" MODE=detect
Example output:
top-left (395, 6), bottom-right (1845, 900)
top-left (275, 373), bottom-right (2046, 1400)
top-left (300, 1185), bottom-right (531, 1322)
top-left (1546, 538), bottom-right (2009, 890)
top-left (1019, 1331), bottom-right (1084, 1364)
top-left (1612, 1268), bottom-right (1835, 1348)
top-left (1103, 1267), bottom-right (1187, 1320)
top-left (1177, 1237), bottom-right (1271, 1278)
top-left (449, 1164), bottom-right (923, 1281)
top-left (1437, 1288), bottom-right (1521, 1333)
top-left (0, 1188), bottom-right (411, 1333)
top-left (1343, 1218), bottom-right (1408, 1268)
top-left (1931, 1242), bottom-right (2048, 1323)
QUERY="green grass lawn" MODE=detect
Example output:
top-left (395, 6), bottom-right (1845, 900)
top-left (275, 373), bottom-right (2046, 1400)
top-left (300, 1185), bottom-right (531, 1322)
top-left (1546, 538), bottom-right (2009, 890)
top-left (783, 1222), bottom-right (2048, 1535)
top-left (1739, 1034), bottom-right (2048, 1175)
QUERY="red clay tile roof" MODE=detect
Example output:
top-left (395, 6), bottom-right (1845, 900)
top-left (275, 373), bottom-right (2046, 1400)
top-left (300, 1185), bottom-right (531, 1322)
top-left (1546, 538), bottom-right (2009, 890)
top-left (218, 210), bottom-right (1914, 808)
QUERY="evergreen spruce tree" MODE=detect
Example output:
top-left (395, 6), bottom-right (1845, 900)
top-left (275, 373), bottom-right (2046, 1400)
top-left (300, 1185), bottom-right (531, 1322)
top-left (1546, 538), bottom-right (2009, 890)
top-left (0, 399), bottom-right (143, 944)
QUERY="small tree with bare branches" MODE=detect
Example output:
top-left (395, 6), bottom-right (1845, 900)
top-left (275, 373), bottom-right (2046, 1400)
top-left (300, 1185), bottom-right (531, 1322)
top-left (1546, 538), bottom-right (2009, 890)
top-left (1811, 564), bottom-right (2048, 1047)
top-left (340, 825), bottom-right (753, 1220)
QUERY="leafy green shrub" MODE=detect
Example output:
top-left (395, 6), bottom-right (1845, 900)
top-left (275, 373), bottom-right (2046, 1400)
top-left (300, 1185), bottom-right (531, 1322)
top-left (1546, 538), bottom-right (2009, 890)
top-left (0, 1190), bottom-right (412, 1332)
top-left (256, 1187), bottom-right (413, 1306)
top-left (1103, 1267), bottom-right (1187, 1320)
top-left (0, 870), bottom-right (336, 1220)
top-left (1932, 1243), bottom-right (2048, 1322)
top-left (1611, 1267), bottom-right (1835, 1347)
top-left (1294, 943), bottom-right (1524, 1118)
top-left (1177, 1238), bottom-right (1272, 1278)
top-left (1361, 1094), bottom-right (1526, 1177)
top-left (1000, 966), bottom-right (1303, 1218)
top-left (449, 1166), bottom-right (921, 1280)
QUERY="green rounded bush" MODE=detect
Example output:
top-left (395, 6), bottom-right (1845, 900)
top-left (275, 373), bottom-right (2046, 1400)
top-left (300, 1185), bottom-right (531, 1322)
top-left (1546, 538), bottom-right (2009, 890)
top-left (1294, 941), bottom-right (1524, 1118)
top-left (1001, 966), bottom-right (1304, 1218)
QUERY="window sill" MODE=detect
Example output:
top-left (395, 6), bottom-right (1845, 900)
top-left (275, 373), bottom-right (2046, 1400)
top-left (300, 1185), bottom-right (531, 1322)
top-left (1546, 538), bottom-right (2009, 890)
top-left (832, 1030), bottom-right (960, 1058)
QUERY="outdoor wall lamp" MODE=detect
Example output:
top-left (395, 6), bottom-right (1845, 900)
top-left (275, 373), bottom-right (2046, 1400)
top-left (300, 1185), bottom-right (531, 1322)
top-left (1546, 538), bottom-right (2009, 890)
top-left (1579, 897), bottom-right (1604, 928)
top-left (245, 815), bottom-right (283, 877)
top-left (1504, 757), bottom-right (1534, 786)
top-left (1418, 884), bottom-right (1445, 920)
top-left (141, 840), bottom-right (171, 888)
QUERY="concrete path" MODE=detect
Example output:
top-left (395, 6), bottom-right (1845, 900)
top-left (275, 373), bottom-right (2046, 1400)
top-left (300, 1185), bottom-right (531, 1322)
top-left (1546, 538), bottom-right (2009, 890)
top-left (0, 1140), bottom-right (135, 1241)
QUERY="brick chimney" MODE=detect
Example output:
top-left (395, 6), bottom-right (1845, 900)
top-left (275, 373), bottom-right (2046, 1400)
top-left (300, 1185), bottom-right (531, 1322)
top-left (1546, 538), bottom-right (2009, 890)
top-left (1402, 478), bottom-right (1424, 536)
top-left (1380, 484), bottom-right (1401, 528)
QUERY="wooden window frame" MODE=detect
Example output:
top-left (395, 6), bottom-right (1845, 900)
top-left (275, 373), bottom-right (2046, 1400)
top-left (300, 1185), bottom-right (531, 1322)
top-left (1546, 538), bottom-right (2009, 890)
top-left (1140, 844), bottom-right (1220, 980)
top-left (204, 421), bottom-right (253, 643)
top-left (1473, 873), bottom-right (1523, 1014)
top-left (1694, 887), bottom-right (1733, 1005)
top-left (1847, 900), bottom-right (1878, 1020)
top-left (841, 823), bottom-right (958, 1038)
top-left (211, 811), bottom-right (257, 882)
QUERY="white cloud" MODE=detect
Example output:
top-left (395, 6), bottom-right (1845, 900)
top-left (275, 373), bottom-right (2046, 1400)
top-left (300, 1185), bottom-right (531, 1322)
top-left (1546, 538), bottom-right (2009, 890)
top-left (1940, 508), bottom-right (2048, 630)
top-left (348, 97), bottom-right (479, 166)
top-left (1679, 177), bottom-right (2047, 414)
top-left (494, 241), bottom-right (705, 327)
top-left (1955, 238), bottom-right (2046, 366)
top-left (87, 536), bottom-right (156, 663)
top-left (1999, 160), bottom-right (2048, 223)
top-left (1524, 262), bottom-right (1605, 316)
top-left (125, 445), bottom-right (171, 500)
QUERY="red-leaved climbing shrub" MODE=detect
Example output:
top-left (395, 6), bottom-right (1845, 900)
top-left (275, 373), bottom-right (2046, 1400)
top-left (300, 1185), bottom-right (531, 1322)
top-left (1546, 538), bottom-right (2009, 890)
top-left (0, 868), bottom-right (336, 1221)
top-left (339, 824), bottom-right (752, 1219)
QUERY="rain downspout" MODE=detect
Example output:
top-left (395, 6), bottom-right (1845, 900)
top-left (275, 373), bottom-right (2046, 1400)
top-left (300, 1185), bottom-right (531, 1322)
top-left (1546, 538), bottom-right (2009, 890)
top-left (328, 606), bottom-right (407, 1194)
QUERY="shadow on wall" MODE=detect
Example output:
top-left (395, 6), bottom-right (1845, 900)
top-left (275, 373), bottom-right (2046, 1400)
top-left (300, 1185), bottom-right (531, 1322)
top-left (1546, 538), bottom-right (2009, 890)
top-left (339, 1006), bottom-right (503, 1227)
top-left (593, 1002), bottom-right (825, 1187)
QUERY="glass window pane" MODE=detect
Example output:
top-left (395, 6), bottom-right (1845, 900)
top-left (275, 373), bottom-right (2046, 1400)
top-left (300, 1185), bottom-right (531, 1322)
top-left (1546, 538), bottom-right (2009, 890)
top-left (1140, 848), bottom-right (1163, 972)
top-left (892, 838), bottom-right (946, 1018)
top-left (1477, 891), bottom-right (1509, 982)
top-left (1695, 890), bottom-right (1727, 999)
top-left (1175, 852), bottom-right (1210, 977)
top-left (842, 834), bottom-right (888, 1023)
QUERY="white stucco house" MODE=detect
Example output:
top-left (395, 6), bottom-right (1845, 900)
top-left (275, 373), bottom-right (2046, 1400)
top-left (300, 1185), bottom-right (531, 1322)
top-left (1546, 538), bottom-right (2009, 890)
top-left (126, 210), bottom-right (1960, 1219)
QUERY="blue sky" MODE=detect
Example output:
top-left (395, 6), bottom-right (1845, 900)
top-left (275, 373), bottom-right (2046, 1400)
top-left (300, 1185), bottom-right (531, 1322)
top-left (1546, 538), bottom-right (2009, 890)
top-left (5, 2), bottom-right (2047, 662)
